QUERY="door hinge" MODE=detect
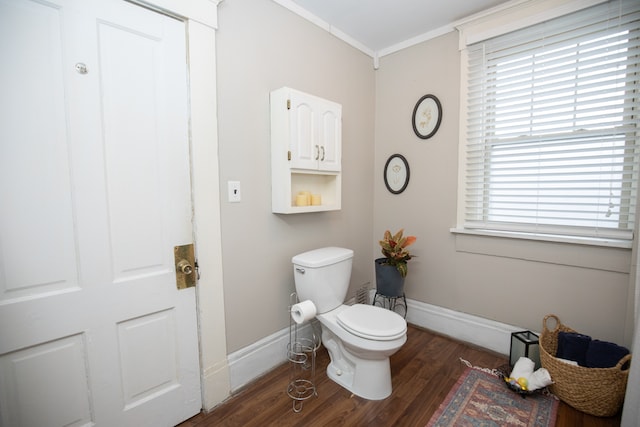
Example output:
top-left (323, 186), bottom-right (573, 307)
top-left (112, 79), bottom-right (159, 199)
top-left (287, 99), bottom-right (291, 110)
top-left (288, 150), bottom-right (291, 161)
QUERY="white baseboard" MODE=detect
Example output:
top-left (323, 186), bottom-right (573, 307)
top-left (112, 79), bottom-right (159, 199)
top-left (201, 358), bottom-right (231, 411)
top-left (227, 322), bottom-right (315, 392)
top-left (227, 298), bottom-right (521, 393)
top-left (406, 299), bottom-right (521, 355)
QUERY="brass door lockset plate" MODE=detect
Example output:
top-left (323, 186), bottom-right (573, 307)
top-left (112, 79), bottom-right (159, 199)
top-left (174, 244), bottom-right (197, 290)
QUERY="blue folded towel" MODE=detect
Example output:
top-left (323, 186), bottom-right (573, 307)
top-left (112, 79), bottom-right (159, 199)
top-left (557, 332), bottom-right (591, 366)
top-left (585, 339), bottom-right (630, 368)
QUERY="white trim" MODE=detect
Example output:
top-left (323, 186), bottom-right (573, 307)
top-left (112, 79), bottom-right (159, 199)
top-left (456, 46), bottom-right (470, 229)
top-left (270, 0), bottom-right (610, 67)
top-left (227, 299), bottom-right (522, 393)
top-left (455, 0), bottom-right (607, 49)
top-left (272, 0), bottom-right (611, 67)
top-left (138, 0), bottom-right (230, 412)
top-left (621, 174), bottom-right (640, 425)
top-left (228, 323), bottom-right (315, 392)
top-left (406, 300), bottom-right (523, 356)
top-left (266, 0), bottom-right (473, 66)
top-left (329, 25), bottom-right (376, 58)
top-left (128, 0), bottom-right (221, 29)
top-left (188, 17), bottom-right (231, 410)
top-left (271, 0), bottom-right (331, 32)
top-left (270, 0), bottom-right (460, 64)
top-left (451, 228), bottom-right (633, 250)
top-left (376, 25), bottom-right (454, 58)
top-left (453, 0), bottom-right (531, 28)
top-left (270, 0), bottom-right (375, 58)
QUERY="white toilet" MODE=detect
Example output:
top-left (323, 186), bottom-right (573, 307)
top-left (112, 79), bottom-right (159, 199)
top-left (292, 247), bottom-right (407, 400)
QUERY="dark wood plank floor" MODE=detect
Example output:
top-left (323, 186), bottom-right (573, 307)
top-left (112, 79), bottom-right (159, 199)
top-left (179, 325), bottom-right (622, 426)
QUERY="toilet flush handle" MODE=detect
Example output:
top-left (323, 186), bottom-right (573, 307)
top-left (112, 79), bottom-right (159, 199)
top-left (295, 267), bottom-right (305, 274)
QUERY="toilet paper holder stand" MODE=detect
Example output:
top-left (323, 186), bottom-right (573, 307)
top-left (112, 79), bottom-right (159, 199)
top-left (287, 292), bottom-right (321, 412)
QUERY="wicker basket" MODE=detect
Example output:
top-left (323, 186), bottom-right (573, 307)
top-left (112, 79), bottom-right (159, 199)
top-left (540, 314), bottom-right (632, 417)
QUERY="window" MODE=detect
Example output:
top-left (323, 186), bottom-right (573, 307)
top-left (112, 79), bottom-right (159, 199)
top-left (461, 0), bottom-right (639, 244)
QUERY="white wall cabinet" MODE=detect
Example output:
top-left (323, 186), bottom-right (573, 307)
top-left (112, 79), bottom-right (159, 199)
top-left (270, 87), bottom-right (342, 214)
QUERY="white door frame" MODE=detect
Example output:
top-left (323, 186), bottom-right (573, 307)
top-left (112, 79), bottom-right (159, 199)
top-left (129, 0), bottom-right (230, 410)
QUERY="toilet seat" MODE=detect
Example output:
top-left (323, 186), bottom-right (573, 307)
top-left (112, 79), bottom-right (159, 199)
top-left (336, 304), bottom-right (406, 341)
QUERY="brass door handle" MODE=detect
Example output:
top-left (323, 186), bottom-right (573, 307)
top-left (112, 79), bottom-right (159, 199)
top-left (174, 244), bottom-right (196, 289)
top-left (177, 259), bottom-right (193, 275)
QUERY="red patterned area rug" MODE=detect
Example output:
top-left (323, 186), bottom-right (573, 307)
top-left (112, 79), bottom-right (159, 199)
top-left (427, 367), bottom-right (559, 427)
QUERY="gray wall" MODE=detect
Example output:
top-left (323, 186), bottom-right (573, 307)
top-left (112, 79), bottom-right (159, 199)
top-left (217, 0), bottom-right (635, 354)
top-left (216, 0), bottom-right (375, 353)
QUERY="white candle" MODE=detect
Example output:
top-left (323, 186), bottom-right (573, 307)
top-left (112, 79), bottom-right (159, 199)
top-left (295, 194), bottom-right (309, 206)
top-left (301, 191), bottom-right (311, 205)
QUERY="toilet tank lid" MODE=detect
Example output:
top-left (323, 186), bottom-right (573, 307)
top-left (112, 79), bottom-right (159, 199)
top-left (292, 247), bottom-right (353, 268)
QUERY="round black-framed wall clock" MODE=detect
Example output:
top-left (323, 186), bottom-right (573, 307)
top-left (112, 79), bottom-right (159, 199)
top-left (412, 94), bottom-right (442, 139)
top-left (383, 154), bottom-right (410, 194)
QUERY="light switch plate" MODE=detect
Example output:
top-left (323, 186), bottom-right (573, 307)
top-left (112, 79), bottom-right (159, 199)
top-left (228, 181), bottom-right (241, 202)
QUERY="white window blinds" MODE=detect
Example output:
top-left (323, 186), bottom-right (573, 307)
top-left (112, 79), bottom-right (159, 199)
top-left (463, 0), bottom-right (640, 242)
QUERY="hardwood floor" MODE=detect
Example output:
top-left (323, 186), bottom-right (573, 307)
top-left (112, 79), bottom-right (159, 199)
top-left (179, 325), bottom-right (622, 426)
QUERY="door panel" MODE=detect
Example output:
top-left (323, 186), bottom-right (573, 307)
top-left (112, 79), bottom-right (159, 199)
top-left (99, 11), bottom-right (173, 280)
top-left (0, 0), bottom-right (201, 426)
top-left (318, 105), bottom-right (341, 172)
top-left (117, 309), bottom-right (179, 408)
top-left (0, 0), bottom-right (79, 302)
top-left (0, 334), bottom-right (92, 427)
top-left (289, 94), bottom-right (318, 170)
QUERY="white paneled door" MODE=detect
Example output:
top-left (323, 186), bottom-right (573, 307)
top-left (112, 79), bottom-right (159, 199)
top-left (0, 0), bottom-right (201, 426)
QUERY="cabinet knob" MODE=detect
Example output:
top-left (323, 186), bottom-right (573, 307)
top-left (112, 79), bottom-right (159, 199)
top-left (320, 146), bottom-right (325, 161)
top-left (315, 145), bottom-right (320, 160)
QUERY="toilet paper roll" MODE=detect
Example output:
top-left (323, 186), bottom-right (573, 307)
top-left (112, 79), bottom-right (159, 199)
top-left (311, 194), bottom-right (321, 206)
top-left (291, 300), bottom-right (317, 324)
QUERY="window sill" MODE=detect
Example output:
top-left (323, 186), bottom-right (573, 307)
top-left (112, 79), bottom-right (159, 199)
top-left (450, 228), bottom-right (632, 273)
top-left (450, 228), bottom-right (632, 249)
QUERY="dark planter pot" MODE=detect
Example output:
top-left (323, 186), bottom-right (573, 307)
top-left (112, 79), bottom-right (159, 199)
top-left (374, 258), bottom-right (405, 297)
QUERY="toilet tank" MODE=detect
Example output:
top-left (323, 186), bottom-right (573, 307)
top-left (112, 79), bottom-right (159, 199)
top-left (292, 247), bottom-right (353, 314)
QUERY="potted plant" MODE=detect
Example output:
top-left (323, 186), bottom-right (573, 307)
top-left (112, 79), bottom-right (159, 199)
top-left (375, 229), bottom-right (416, 297)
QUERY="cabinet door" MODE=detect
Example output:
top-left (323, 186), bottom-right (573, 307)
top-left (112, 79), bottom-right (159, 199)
top-left (289, 92), bottom-right (319, 170)
top-left (318, 102), bottom-right (341, 172)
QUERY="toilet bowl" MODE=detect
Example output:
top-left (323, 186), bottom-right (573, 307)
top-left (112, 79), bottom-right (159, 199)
top-left (292, 247), bottom-right (407, 400)
top-left (317, 304), bottom-right (406, 400)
